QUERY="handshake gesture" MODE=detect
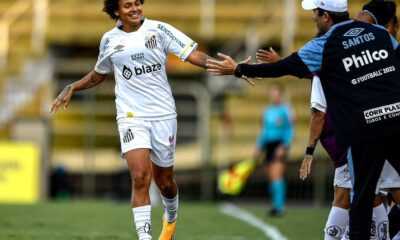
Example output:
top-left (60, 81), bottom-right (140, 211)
top-left (206, 47), bottom-right (281, 85)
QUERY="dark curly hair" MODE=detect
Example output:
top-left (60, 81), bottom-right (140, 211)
top-left (363, 0), bottom-right (396, 26)
top-left (103, 0), bottom-right (145, 20)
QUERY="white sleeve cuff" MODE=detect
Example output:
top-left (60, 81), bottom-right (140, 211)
top-left (179, 42), bottom-right (198, 61)
top-left (311, 102), bottom-right (327, 113)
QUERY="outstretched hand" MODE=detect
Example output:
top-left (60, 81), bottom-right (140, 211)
top-left (299, 154), bottom-right (313, 181)
top-left (256, 47), bottom-right (281, 63)
top-left (206, 53), bottom-right (238, 75)
top-left (206, 53), bottom-right (255, 85)
top-left (50, 84), bottom-right (74, 114)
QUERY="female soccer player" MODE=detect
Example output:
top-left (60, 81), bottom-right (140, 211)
top-left (50, 0), bottom-right (218, 239)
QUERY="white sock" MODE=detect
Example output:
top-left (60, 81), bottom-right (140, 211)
top-left (341, 204), bottom-right (390, 240)
top-left (324, 206), bottom-right (349, 240)
top-left (161, 194), bottom-right (179, 223)
top-left (370, 203), bottom-right (389, 240)
top-left (393, 232), bottom-right (400, 240)
top-left (133, 205), bottom-right (152, 240)
top-left (341, 226), bottom-right (349, 240)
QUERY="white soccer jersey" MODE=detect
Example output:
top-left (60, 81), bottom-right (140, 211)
top-left (310, 76), bottom-right (327, 113)
top-left (95, 18), bottom-right (198, 120)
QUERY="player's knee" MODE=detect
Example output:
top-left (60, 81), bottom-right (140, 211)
top-left (132, 171), bottom-right (152, 190)
top-left (156, 177), bottom-right (175, 193)
top-left (373, 196), bottom-right (384, 207)
top-left (391, 190), bottom-right (400, 204)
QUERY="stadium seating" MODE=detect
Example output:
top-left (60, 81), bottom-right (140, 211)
top-left (1, 0), bottom-right (396, 171)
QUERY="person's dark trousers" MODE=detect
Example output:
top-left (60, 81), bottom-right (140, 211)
top-left (348, 138), bottom-right (385, 240)
top-left (348, 134), bottom-right (400, 240)
top-left (389, 204), bottom-right (400, 239)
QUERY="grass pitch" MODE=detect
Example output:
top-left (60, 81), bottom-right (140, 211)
top-left (0, 201), bottom-right (328, 240)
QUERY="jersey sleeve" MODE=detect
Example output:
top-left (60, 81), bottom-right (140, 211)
top-left (298, 36), bottom-right (327, 74)
top-left (310, 76), bottom-right (327, 113)
top-left (94, 35), bottom-right (113, 74)
top-left (157, 22), bottom-right (198, 61)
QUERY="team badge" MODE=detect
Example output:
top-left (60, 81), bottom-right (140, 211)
top-left (123, 129), bottom-right (134, 143)
top-left (122, 65), bottom-right (133, 80)
top-left (145, 32), bottom-right (158, 49)
top-left (326, 225), bottom-right (342, 237)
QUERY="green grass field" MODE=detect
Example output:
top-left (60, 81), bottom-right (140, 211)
top-left (0, 201), bottom-right (329, 240)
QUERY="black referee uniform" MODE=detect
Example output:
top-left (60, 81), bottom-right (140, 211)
top-left (234, 20), bottom-right (400, 240)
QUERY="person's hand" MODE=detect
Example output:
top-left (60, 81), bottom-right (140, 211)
top-left (207, 53), bottom-right (254, 85)
top-left (50, 84), bottom-right (75, 114)
top-left (299, 154), bottom-right (313, 180)
top-left (256, 47), bottom-right (281, 63)
top-left (206, 53), bottom-right (239, 75)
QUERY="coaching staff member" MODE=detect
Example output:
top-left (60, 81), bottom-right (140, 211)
top-left (206, 0), bottom-right (400, 239)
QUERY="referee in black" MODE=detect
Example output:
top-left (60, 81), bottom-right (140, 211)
top-left (206, 0), bottom-right (400, 239)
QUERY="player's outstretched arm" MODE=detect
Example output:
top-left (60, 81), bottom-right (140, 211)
top-left (299, 108), bottom-right (326, 180)
top-left (207, 52), bottom-right (310, 80)
top-left (50, 70), bottom-right (107, 113)
top-left (186, 50), bottom-right (211, 69)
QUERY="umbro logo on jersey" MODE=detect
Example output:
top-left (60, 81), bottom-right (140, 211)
top-left (123, 65), bottom-right (133, 80)
top-left (123, 129), bottom-right (134, 143)
top-left (343, 28), bottom-right (365, 37)
top-left (145, 35), bottom-right (157, 49)
top-left (114, 44), bottom-right (124, 51)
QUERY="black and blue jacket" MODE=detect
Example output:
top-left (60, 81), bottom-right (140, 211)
top-left (235, 20), bottom-right (400, 145)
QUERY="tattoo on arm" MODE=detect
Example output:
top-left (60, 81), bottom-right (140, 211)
top-left (188, 50), bottom-right (211, 69)
top-left (72, 71), bottom-right (107, 92)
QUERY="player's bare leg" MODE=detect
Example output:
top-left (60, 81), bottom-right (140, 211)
top-left (126, 149), bottom-right (153, 240)
top-left (391, 190), bottom-right (400, 204)
top-left (325, 187), bottom-right (350, 240)
top-left (153, 164), bottom-right (178, 240)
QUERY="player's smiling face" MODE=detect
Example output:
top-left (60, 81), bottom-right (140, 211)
top-left (116, 0), bottom-right (144, 30)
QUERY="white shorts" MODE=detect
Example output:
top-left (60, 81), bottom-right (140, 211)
top-left (118, 118), bottom-right (177, 168)
top-left (336, 161), bottom-right (400, 193)
top-left (333, 164), bottom-right (352, 189)
top-left (378, 161), bottom-right (400, 189)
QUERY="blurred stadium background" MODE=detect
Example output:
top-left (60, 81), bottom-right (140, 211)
top-left (0, 0), bottom-right (393, 239)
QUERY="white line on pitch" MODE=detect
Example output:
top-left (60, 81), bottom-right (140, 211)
top-left (220, 203), bottom-right (288, 240)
